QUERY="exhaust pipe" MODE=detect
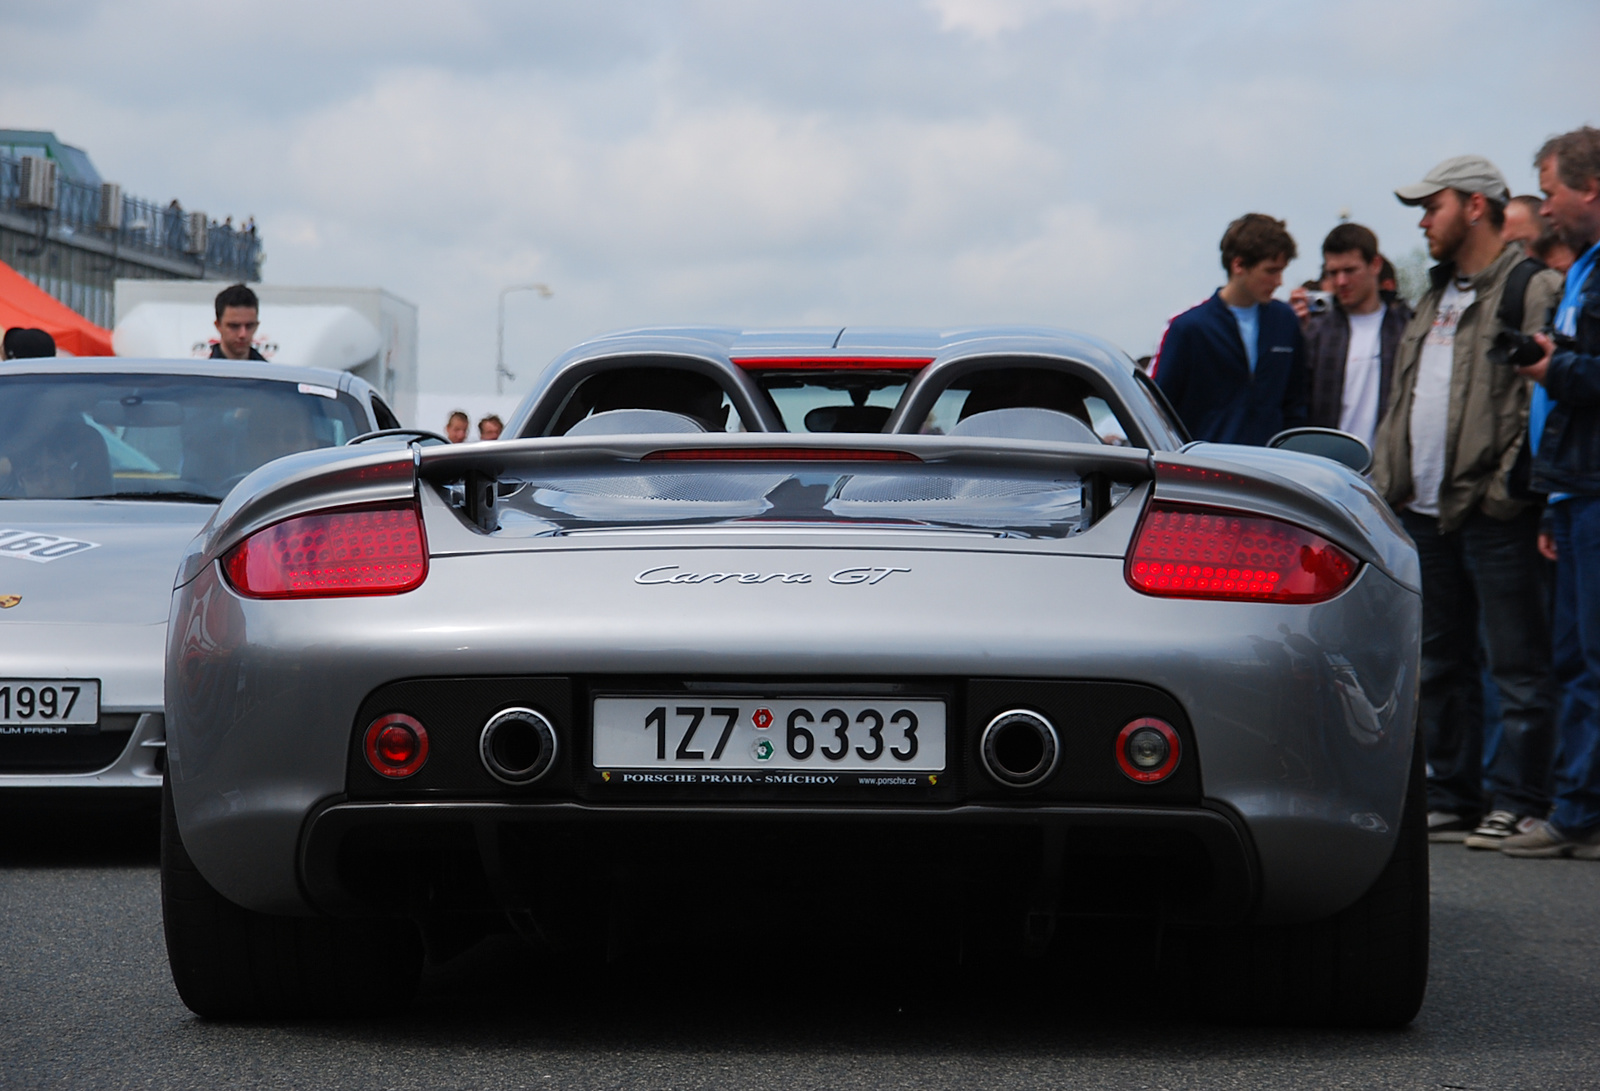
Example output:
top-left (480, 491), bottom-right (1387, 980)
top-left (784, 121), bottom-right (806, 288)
top-left (480, 707), bottom-right (558, 785)
top-left (979, 709), bottom-right (1060, 788)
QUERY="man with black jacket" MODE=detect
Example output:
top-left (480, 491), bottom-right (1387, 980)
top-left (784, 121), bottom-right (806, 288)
top-left (1300, 223), bottom-right (1411, 445)
top-left (1502, 127), bottom-right (1600, 858)
top-left (211, 283), bottom-right (267, 361)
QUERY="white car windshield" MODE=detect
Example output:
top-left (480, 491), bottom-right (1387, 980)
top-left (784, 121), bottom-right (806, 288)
top-left (0, 373), bottom-right (365, 502)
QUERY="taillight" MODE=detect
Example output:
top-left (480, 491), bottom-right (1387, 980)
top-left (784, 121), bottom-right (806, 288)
top-left (223, 502), bottom-right (428, 598)
top-left (364, 713), bottom-right (429, 778)
top-left (1127, 501), bottom-right (1357, 603)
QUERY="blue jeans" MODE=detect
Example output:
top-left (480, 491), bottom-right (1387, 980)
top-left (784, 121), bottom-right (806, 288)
top-left (1402, 508), bottom-right (1554, 818)
top-left (1549, 496), bottom-right (1600, 834)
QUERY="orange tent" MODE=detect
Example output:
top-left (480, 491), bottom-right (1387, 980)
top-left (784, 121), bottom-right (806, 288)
top-left (0, 258), bottom-right (114, 357)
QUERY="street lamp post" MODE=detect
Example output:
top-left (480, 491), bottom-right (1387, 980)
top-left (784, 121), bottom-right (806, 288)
top-left (496, 282), bottom-right (553, 395)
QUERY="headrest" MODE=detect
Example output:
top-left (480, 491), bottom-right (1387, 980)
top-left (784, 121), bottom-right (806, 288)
top-left (564, 409), bottom-right (708, 437)
top-left (947, 407), bottom-right (1101, 445)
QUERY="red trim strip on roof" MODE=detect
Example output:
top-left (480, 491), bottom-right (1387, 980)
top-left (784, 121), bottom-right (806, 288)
top-left (730, 356), bottom-right (934, 370)
top-left (642, 447), bottom-right (922, 462)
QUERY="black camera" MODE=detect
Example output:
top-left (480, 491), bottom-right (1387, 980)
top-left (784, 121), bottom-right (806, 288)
top-left (1489, 327), bottom-right (1546, 368)
top-left (1489, 326), bottom-right (1576, 367)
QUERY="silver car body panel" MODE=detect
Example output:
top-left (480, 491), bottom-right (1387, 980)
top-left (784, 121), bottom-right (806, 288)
top-left (505, 325), bottom-right (1179, 443)
top-left (0, 357), bottom-right (381, 789)
top-left (164, 330), bottom-right (1421, 926)
top-left (508, 331), bottom-right (786, 437)
top-left (169, 529), bottom-right (1414, 924)
top-left (882, 329), bottom-right (1184, 450)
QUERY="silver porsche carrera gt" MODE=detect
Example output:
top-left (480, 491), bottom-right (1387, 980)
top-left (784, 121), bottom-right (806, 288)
top-left (161, 327), bottom-right (1426, 1025)
top-left (0, 358), bottom-right (396, 795)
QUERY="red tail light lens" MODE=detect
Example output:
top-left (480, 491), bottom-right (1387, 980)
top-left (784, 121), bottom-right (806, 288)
top-left (223, 502), bottom-right (428, 598)
top-left (364, 713), bottom-right (429, 778)
top-left (1127, 501), bottom-right (1357, 603)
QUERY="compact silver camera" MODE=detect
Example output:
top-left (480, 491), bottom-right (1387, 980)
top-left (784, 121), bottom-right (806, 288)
top-left (1305, 290), bottom-right (1334, 315)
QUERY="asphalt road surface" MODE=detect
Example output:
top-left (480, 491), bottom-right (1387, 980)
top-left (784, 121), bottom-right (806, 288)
top-left (3, 802), bottom-right (1600, 1091)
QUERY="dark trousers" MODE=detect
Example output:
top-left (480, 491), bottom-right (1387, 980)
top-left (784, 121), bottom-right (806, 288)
top-left (1549, 497), bottom-right (1600, 833)
top-left (1402, 507), bottom-right (1554, 818)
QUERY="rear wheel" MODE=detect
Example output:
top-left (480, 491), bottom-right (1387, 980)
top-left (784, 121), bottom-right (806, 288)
top-left (160, 776), bottom-right (423, 1019)
top-left (1168, 736), bottom-right (1429, 1027)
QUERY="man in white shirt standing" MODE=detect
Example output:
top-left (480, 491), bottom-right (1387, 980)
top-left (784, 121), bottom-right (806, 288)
top-left (1300, 223), bottom-right (1412, 446)
top-left (1370, 156), bottom-right (1564, 847)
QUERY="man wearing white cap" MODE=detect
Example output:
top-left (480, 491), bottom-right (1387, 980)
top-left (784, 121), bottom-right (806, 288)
top-left (1371, 155), bottom-right (1563, 848)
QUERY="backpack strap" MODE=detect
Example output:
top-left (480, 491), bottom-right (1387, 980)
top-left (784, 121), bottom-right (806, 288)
top-left (1497, 256), bottom-right (1547, 332)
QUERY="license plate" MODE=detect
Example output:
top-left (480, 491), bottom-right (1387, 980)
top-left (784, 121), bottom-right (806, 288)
top-left (0, 679), bottom-right (99, 728)
top-left (593, 696), bottom-right (946, 772)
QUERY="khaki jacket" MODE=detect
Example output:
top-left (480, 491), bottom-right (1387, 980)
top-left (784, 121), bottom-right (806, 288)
top-left (1371, 243), bottom-right (1562, 533)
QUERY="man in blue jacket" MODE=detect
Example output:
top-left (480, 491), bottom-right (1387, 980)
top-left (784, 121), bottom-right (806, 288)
top-left (1502, 126), bottom-right (1600, 858)
top-left (1154, 213), bottom-right (1308, 444)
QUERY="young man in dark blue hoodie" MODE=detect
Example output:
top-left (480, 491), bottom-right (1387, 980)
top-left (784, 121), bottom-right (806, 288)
top-left (1154, 213), bottom-right (1308, 445)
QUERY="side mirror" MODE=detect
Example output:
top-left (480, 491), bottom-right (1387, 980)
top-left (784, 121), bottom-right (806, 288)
top-left (1267, 427), bottom-right (1372, 474)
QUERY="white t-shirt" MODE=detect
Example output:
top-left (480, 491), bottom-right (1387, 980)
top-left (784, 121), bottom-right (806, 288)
top-left (1338, 305), bottom-right (1386, 445)
top-left (1408, 282), bottom-right (1474, 517)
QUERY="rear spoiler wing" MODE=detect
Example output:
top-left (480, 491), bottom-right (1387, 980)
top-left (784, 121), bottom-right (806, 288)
top-left (179, 433), bottom-right (1414, 595)
top-left (177, 433), bottom-right (1153, 584)
top-left (413, 433), bottom-right (1157, 533)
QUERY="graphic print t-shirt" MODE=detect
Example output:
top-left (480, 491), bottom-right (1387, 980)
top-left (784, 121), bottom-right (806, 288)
top-left (1408, 282), bottom-right (1474, 517)
top-left (1339, 305), bottom-right (1386, 445)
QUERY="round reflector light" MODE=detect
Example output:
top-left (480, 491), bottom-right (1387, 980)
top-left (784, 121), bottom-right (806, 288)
top-left (1116, 717), bottom-right (1181, 783)
top-left (363, 713), bottom-right (429, 778)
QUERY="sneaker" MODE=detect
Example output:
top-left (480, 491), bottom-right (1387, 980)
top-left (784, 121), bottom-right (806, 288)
top-left (1499, 821), bottom-right (1600, 858)
top-left (1427, 811), bottom-right (1477, 842)
top-left (1464, 810), bottom-right (1542, 850)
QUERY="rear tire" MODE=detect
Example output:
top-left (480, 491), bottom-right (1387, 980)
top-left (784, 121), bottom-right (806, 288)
top-left (1168, 735), bottom-right (1429, 1027)
top-left (160, 776), bottom-right (423, 1019)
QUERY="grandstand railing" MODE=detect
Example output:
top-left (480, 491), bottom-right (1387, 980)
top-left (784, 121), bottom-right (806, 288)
top-left (0, 152), bottom-right (261, 281)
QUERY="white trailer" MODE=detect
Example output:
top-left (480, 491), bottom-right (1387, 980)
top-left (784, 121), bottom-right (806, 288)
top-left (112, 281), bottom-right (419, 425)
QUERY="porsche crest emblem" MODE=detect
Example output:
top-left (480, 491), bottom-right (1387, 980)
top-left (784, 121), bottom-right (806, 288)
top-left (0, 595), bottom-right (20, 609)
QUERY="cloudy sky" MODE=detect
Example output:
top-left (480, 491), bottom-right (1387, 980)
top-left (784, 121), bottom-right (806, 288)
top-left (4, 0), bottom-right (1597, 399)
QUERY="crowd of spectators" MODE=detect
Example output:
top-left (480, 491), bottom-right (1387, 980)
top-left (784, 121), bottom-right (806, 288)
top-left (1151, 126), bottom-right (1600, 860)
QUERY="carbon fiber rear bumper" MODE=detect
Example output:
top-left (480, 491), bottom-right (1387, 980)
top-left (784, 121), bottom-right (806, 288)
top-left (299, 799), bottom-right (1259, 926)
